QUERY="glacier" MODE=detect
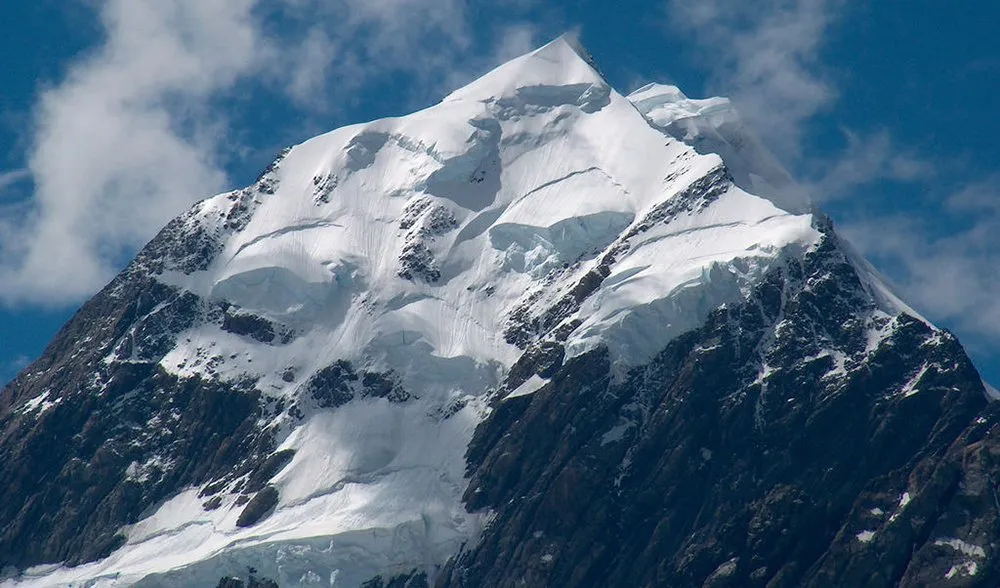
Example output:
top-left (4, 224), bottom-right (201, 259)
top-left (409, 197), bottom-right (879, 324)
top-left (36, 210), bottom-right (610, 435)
top-left (4, 35), bottom-right (929, 587)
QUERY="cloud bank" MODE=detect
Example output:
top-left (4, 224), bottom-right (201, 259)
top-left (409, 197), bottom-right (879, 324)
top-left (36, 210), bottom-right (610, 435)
top-left (0, 0), bottom-right (537, 306)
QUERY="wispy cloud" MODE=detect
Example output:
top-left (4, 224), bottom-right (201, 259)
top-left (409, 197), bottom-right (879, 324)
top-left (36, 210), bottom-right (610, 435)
top-left (0, 354), bottom-right (30, 385)
top-left (664, 0), bottom-right (932, 197)
top-left (666, 0), bottom-right (841, 162)
top-left (0, 169), bottom-right (30, 194)
top-left (272, 0), bottom-right (473, 108)
top-left (664, 0), bottom-right (931, 200)
top-left (438, 23), bottom-right (542, 98)
top-left (1, 0), bottom-right (540, 307)
top-left (664, 0), bottom-right (1000, 371)
top-left (806, 129), bottom-right (936, 202)
top-left (841, 176), bottom-right (1000, 338)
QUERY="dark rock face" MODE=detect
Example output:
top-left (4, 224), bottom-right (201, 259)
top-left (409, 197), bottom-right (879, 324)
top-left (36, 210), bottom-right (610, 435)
top-left (440, 226), bottom-right (1000, 588)
top-left (0, 190), bottom-right (286, 571)
top-left (221, 305), bottom-right (294, 345)
top-left (307, 360), bottom-right (412, 410)
top-left (397, 196), bottom-right (458, 283)
top-left (215, 570), bottom-right (280, 588)
top-left (307, 360), bottom-right (360, 408)
top-left (236, 485), bottom-right (280, 528)
top-left (398, 241), bottom-right (441, 283)
top-left (504, 341), bottom-right (566, 393)
top-left (0, 260), bottom-right (272, 570)
top-left (362, 570), bottom-right (430, 588)
top-left (0, 147), bottom-right (307, 573)
top-left (0, 343), bottom-right (270, 569)
top-left (210, 566), bottom-right (428, 587)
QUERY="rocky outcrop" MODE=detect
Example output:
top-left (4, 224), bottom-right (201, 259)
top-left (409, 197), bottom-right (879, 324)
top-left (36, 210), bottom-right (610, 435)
top-left (397, 196), bottom-right (458, 283)
top-left (440, 225), bottom-right (999, 588)
top-left (0, 353), bottom-right (269, 569)
top-left (306, 360), bottom-right (412, 410)
top-left (215, 570), bottom-right (280, 588)
top-left (236, 486), bottom-right (280, 528)
top-left (0, 224), bottom-right (270, 571)
top-left (362, 570), bottom-right (430, 588)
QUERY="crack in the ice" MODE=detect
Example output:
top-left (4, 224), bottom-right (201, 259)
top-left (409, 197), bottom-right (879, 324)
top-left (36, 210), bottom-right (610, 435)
top-left (230, 220), bottom-right (345, 259)
top-left (281, 464), bottom-right (446, 510)
top-left (625, 214), bottom-right (787, 249)
top-left (517, 166), bottom-right (626, 202)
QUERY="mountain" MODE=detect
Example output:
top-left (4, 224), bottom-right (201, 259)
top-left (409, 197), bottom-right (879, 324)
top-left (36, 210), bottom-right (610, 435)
top-left (1, 36), bottom-right (998, 588)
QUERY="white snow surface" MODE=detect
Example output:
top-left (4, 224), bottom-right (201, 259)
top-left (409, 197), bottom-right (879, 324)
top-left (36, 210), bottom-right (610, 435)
top-left (6, 36), bottom-right (927, 587)
top-left (934, 538), bottom-right (986, 559)
top-left (935, 538), bottom-right (985, 579)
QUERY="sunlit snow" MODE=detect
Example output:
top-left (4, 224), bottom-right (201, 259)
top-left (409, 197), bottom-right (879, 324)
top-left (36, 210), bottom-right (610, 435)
top-left (4, 35), bottom-right (926, 587)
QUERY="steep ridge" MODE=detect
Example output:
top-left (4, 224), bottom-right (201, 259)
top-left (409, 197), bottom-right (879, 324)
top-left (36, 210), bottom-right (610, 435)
top-left (440, 223), bottom-right (997, 587)
top-left (627, 83), bottom-right (800, 211)
top-left (0, 36), bottom-right (996, 587)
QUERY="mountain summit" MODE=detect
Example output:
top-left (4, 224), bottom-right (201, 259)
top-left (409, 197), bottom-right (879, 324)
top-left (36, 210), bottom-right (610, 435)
top-left (2, 37), bottom-right (998, 588)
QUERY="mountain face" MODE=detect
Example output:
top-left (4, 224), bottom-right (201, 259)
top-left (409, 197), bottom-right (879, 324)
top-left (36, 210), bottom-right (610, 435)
top-left (1, 36), bottom-right (998, 588)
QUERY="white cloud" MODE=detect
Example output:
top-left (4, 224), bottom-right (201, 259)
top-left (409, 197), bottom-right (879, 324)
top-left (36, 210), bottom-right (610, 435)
top-left (1, 0), bottom-right (538, 307)
top-left (1, 0), bottom-right (264, 305)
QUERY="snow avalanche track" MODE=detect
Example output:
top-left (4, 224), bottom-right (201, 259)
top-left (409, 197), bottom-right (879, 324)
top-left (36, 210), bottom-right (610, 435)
top-left (7, 36), bottom-right (922, 587)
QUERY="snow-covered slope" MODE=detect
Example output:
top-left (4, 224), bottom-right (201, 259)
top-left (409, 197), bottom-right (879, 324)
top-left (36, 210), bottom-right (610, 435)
top-left (4, 36), bottom-right (938, 587)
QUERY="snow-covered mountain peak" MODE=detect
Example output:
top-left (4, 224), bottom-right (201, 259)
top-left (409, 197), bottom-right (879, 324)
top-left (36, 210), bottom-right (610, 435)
top-left (155, 34), bottom-right (823, 402)
top-left (444, 34), bottom-right (608, 106)
top-left (5, 36), bottom-right (954, 588)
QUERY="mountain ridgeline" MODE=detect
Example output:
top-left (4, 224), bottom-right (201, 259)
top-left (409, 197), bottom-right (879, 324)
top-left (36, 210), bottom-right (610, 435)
top-left (1, 36), bottom-right (999, 588)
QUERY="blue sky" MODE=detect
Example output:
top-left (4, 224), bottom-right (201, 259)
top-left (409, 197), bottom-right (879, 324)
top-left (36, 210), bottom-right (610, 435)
top-left (1, 1), bottom-right (999, 384)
